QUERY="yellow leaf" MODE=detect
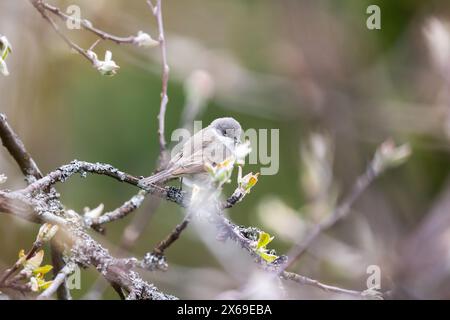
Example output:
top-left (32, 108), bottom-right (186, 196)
top-left (246, 174), bottom-right (259, 190)
top-left (33, 265), bottom-right (53, 276)
top-left (39, 280), bottom-right (53, 291)
top-left (257, 232), bottom-right (274, 249)
top-left (259, 251), bottom-right (278, 263)
top-left (217, 158), bottom-right (234, 169)
top-left (18, 249), bottom-right (25, 259)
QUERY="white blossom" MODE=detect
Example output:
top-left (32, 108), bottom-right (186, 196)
top-left (36, 223), bottom-right (59, 243)
top-left (89, 50), bottom-right (120, 76)
top-left (84, 203), bottom-right (105, 219)
top-left (373, 140), bottom-right (412, 173)
top-left (134, 31), bottom-right (159, 47)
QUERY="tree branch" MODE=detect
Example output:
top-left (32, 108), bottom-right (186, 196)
top-left (0, 114), bottom-right (42, 180)
top-left (40, 2), bottom-right (136, 45)
top-left (0, 115), bottom-right (176, 300)
top-left (88, 191), bottom-right (147, 231)
top-left (153, 210), bottom-right (193, 256)
top-left (30, 0), bottom-right (96, 65)
top-left (147, 0), bottom-right (170, 164)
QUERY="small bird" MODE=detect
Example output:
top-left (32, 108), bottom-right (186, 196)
top-left (139, 117), bottom-right (242, 187)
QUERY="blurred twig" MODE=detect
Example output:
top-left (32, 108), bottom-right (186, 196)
top-left (282, 140), bottom-right (411, 272)
top-left (282, 163), bottom-right (377, 270)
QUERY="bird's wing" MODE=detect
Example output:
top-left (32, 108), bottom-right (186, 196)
top-left (169, 129), bottom-right (217, 176)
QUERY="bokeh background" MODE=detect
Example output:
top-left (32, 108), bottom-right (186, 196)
top-left (1, 0), bottom-right (450, 299)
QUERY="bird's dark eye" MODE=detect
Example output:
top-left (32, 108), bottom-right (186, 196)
top-left (222, 130), bottom-right (227, 136)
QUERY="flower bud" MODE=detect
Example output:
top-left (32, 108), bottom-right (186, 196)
top-left (238, 167), bottom-right (259, 193)
top-left (134, 31), bottom-right (159, 47)
top-left (373, 140), bottom-right (411, 173)
top-left (36, 223), bottom-right (59, 243)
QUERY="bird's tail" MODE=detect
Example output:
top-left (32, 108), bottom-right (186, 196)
top-left (138, 169), bottom-right (174, 187)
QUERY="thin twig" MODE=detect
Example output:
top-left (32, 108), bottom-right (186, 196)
top-left (41, 2), bottom-right (136, 45)
top-left (280, 271), bottom-right (367, 298)
top-left (88, 191), bottom-right (147, 230)
top-left (153, 210), bottom-right (193, 256)
top-left (148, 0), bottom-right (170, 164)
top-left (30, 0), bottom-right (96, 65)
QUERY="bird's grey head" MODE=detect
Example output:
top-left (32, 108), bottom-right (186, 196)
top-left (209, 117), bottom-right (242, 143)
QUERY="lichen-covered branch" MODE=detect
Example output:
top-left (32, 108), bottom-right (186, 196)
top-left (0, 115), bottom-right (176, 300)
top-left (280, 271), bottom-right (374, 298)
top-left (88, 191), bottom-right (147, 231)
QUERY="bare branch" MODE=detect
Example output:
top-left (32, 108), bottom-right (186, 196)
top-left (41, 2), bottom-right (136, 45)
top-left (148, 0), bottom-right (170, 164)
top-left (280, 271), bottom-right (367, 298)
top-left (0, 114), bottom-right (42, 180)
top-left (30, 0), bottom-right (96, 65)
top-left (153, 211), bottom-right (193, 256)
top-left (50, 241), bottom-right (71, 300)
top-left (88, 191), bottom-right (147, 231)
